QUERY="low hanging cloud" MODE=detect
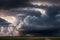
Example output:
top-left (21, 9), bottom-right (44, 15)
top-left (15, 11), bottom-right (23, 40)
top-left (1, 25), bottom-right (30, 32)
top-left (0, 0), bottom-right (60, 36)
top-left (0, 18), bottom-right (11, 27)
top-left (12, 7), bottom-right (60, 36)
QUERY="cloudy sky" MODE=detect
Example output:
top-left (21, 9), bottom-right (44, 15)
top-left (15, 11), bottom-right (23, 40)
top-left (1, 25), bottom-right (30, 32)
top-left (0, 0), bottom-right (60, 36)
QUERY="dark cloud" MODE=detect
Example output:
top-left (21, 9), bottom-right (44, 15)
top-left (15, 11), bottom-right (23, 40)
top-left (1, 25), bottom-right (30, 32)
top-left (2, 4), bottom-right (59, 36)
top-left (0, 0), bottom-right (60, 36)
top-left (0, 0), bottom-right (60, 9)
top-left (0, 18), bottom-right (11, 27)
top-left (0, 0), bottom-right (31, 9)
top-left (15, 6), bottom-right (60, 36)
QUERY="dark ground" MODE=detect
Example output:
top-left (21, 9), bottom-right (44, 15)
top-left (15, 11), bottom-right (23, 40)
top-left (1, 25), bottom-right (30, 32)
top-left (0, 36), bottom-right (60, 40)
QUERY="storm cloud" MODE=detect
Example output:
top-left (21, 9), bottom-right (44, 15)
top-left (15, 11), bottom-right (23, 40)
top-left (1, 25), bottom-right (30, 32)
top-left (0, 0), bottom-right (60, 36)
top-left (0, 0), bottom-right (60, 9)
top-left (0, 18), bottom-right (11, 27)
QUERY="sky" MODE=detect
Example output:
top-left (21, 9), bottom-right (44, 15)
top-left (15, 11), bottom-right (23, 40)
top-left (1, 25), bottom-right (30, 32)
top-left (0, 0), bottom-right (60, 36)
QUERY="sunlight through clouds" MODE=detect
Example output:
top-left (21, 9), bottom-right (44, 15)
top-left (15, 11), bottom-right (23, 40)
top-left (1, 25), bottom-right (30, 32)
top-left (0, 0), bottom-right (60, 36)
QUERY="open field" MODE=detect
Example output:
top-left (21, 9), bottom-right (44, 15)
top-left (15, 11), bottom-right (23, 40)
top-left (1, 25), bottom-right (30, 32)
top-left (0, 37), bottom-right (60, 40)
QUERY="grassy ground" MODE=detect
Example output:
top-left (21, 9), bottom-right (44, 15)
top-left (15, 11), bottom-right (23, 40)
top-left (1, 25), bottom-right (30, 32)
top-left (0, 37), bottom-right (60, 40)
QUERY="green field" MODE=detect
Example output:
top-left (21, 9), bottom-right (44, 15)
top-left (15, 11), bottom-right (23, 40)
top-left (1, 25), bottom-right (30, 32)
top-left (0, 37), bottom-right (60, 40)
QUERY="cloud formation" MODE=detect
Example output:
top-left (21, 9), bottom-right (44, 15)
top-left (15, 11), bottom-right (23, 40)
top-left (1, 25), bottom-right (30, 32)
top-left (0, 0), bottom-right (60, 36)
top-left (12, 6), bottom-right (60, 36)
top-left (0, 18), bottom-right (11, 27)
top-left (0, 0), bottom-right (60, 9)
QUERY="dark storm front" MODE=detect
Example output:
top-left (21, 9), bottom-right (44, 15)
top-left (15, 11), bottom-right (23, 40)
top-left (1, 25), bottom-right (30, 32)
top-left (0, 0), bottom-right (60, 36)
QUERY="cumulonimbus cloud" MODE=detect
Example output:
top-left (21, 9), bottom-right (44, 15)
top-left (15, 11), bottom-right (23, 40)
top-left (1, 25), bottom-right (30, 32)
top-left (0, 0), bottom-right (60, 36)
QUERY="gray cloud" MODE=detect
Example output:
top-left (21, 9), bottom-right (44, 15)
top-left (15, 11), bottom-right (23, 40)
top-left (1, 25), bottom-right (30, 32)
top-left (10, 6), bottom-right (60, 36)
top-left (31, 0), bottom-right (60, 4)
top-left (0, 18), bottom-right (11, 27)
top-left (0, 0), bottom-right (60, 36)
top-left (0, 0), bottom-right (60, 9)
top-left (0, 6), bottom-right (59, 36)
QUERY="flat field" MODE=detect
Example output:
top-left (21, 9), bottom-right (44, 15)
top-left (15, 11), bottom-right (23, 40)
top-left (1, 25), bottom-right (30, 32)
top-left (0, 37), bottom-right (60, 40)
